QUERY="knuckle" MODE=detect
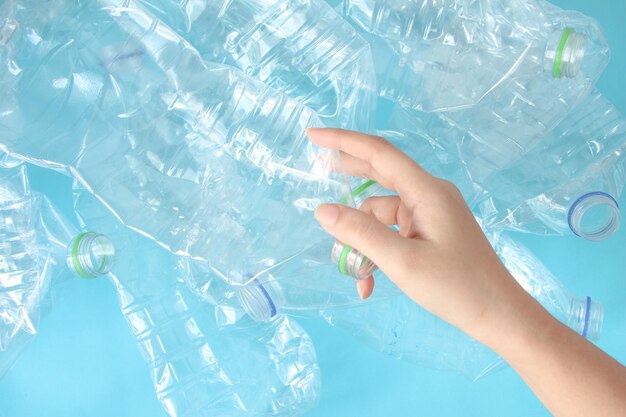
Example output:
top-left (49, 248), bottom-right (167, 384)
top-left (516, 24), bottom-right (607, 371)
top-left (435, 178), bottom-right (463, 201)
top-left (373, 136), bottom-right (394, 153)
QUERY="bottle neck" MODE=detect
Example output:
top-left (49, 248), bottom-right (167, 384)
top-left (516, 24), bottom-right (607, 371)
top-left (333, 180), bottom-right (383, 280)
top-left (235, 278), bottom-right (277, 322)
top-left (331, 241), bottom-right (378, 280)
top-left (66, 232), bottom-right (115, 278)
top-left (544, 28), bottom-right (587, 79)
top-left (568, 296), bottom-right (603, 342)
top-left (567, 191), bottom-right (620, 241)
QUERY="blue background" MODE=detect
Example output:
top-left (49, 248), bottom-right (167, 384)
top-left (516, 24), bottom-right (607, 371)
top-left (1, 1), bottom-right (625, 416)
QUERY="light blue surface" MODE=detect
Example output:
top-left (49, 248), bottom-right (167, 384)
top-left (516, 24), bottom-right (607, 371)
top-left (1, 0), bottom-right (626, 415)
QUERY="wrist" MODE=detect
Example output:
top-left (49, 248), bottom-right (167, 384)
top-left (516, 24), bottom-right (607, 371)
top-left (475, 271), bottom-right (563, 356)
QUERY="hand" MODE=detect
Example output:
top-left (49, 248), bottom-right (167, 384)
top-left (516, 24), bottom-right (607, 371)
top-left (308, 128), bottom-right (531, 344)
top-left (308, 128), bottom-right (626, 417)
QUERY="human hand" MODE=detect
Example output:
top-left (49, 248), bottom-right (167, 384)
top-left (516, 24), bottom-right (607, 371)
top-left (308, 128), bottom-right (532, 343)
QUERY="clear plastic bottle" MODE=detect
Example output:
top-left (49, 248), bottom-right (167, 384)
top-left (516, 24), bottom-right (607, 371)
top-left (477, 91), bottom-right (625, 240)
top-left (386, 95), bottom-right (624, 241)
top-left (215, 128), bottom-right (489, 323)
top-left (320, 230), bottom-right (604, 380)
top-left (380, 129), bottom-right (485, 208)
top-left (73, 185), bottom-right (321, 417)
top-left (0, 163), bottom-right (114, 378)
top-left (138, 0), bottom-right (378, 132)
top-left (335, 0), bottom-right (609, 118)
top-left (0, 1), bottom-right (366, 300)
top-left (177, 178), bottom-right (403, 324)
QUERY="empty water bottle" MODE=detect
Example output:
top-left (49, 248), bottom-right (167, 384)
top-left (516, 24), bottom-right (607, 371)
top-left (0, 1), bottom-right (376, 306)
top-left (386, 94), bottom-right (624, 241)
top-left (0, 163), bottom-right (114, 378)
top-left (178, 178), bottom-right (402, 323)
top-left (73, 185), bottom-right (321, 417)
top-left (320, 230), bottom-right (604, 380)
top-left (138, 0), bottom-right (378, 132)
top-left (335, 0), bottom-right (609, 117)
top-left (380, 129), bottom-right (484, 207)
top-left (478, 91), bottom-right (625, 240)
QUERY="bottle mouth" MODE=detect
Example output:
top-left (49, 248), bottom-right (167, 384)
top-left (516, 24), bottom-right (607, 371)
top-left (66, 232), bottom-right (115, 278)
top-left (545, 28), bottom-right (587, 79)
top-left (567, 191), bottom-right (620, 241)
top-left (568, 296), bottom-right (603, 342)
top-left (331, 241), bottom-right (378, 280)
top-left (235, 280), bottom-right (277, 322)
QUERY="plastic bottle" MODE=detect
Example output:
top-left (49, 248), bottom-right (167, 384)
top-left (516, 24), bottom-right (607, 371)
top-left (178, 178), bottom-right (403, 324)
top-left (0, 163), bottom-right (114, 378)
top-left (72, 185), bottom-right (321, 417)
top-left (388, 91), bottom-right (624, 241)
top-left (138, 0), bottom-right (378, 132)
top-left (211, 158), bottom-right (468, 323)
top-left (385, 89), bottom-right (625, 242)
top-left (380, 129), bottom-right (485, 208)
top-left (320, 230), bottom-right (604, 380)
top-left (0, 1), bottom-right (376, 305)
top-left (334, 0), bottom-right (609, 119)
top-left (477, 91), bottom-right (625, 240)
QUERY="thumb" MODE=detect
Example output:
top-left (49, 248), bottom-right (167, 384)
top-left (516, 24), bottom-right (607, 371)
top-left (314, 203), bottom-right (405, 272)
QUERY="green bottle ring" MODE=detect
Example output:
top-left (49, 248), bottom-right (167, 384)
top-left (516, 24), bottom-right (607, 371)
top-left (554, 27), bottom-right (574, 79)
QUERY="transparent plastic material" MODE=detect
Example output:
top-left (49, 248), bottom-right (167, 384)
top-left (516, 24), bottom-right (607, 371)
top-left (476, 92), bottom-right (626, 240)
top-left (66, 232), bottom-right (115, 279)
top-left (138, 0), bottom-right (377, 132)
top-left (0, 163), bottom-right (110, 377)
top-left (0, 164), bottom-right (53, 377)
top-left (321, 231), bottom-right (604, 380)
top-left (491, 232), bottom-right (603, 340)
top-left (386, 89), bottom-right (625, 241)
top-left (334, 0), bottom-right (609, 115)
top-left (380, 128), bottom-right (485, 208)
top-left (73, 186), bottom-right (321, 417)
top-left (0, 1), bottom-right (367, 301)
top-left (180, 178), bottom-right (402, 323)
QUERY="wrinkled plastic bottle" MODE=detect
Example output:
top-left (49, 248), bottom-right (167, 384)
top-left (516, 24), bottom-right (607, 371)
top-left (320, 230), bottom-right (604, 380)
top-left (477, 91), bottom-right (625, 240)
top-left (138, 0), bottom-right (378, 132)
top-left (386, 90), bottom-right (625, 242)
top-left (73, 185), bottom-right (321, 417)
top-left (380, 129), bottom-right (484, 207)
top-left (214, 127), bottom-right (490, 323)
top-left (334, 0), bottom-right (609, 118)
top-left (176, 178), bottom-right (402, 324)
top-left (0, 163), bottom-right (113, 377)
top-left (388, 90), bottom-right (625, 241)
top-left (0, 1), bottom-right (377, 308)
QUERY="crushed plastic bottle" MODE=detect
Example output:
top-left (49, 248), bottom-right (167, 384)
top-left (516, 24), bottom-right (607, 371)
top-left (0, 163), bottom-right (113, 378)
top-left (177, 178), bottom-right (402, 324)
top-left (0, 0), bottom-right (390, 313)
top-left (73, 184), bottom-right (321, 417)
top-left (386, 90), bottom-right (625, 242)
top-left (320, 230), bottom-right (604, 380)
top-left (334, 0), bottom-right (609, 117)
top-left (138, 0), bottom-right (378, 132)
top-left (380, 129), bottom-right (485, 208)
top-left (477, 91), bottom-right (626, 240)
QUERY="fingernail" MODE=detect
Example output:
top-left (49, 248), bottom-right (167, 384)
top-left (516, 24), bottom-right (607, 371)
top-left (315, 204), bottom-right (339, 228)
top-left (357, 282), bottom-right (365, 300)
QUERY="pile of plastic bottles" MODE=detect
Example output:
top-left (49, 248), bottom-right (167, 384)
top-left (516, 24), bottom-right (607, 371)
top-left (0, 0), bottom-right (623, 415)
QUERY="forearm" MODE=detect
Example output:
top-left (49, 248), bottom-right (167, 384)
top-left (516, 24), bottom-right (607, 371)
top-left (484, 280), bottom-right (626, 417)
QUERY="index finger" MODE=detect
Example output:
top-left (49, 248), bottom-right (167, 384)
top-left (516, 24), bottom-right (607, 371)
top-left (308, 128), bottom-right (438, 206)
